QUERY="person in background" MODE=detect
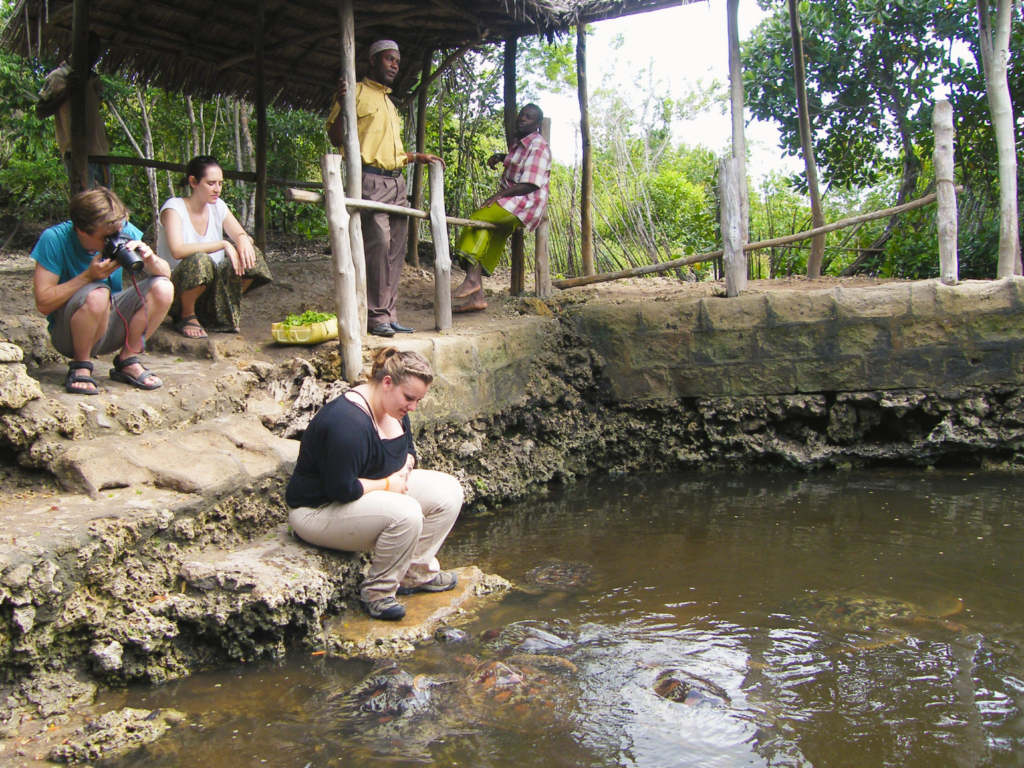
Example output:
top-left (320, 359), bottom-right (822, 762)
top-left (327, 39), bottom-right (445, 338)
top-left (286, 348), bottom-right (463, 621)
top-left (451, 103), bottom-right (552, 313)
top-left (157, 156), bottom-right (273, 337)
top-left (31, 188), bottom-right (172, 394)
top-left (36, 31), bottom-right (111, 190)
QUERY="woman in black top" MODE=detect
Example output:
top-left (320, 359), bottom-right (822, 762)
top-left (286, 347), bottom-right (463, 620)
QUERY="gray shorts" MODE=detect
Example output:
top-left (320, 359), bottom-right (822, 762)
top-left (49, 277), bottom-right (167, 358)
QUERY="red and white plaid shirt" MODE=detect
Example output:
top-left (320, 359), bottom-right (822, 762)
top-left (498, 131), bottom-right (552, 232)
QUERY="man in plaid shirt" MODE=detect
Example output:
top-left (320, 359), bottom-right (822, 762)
top-left (453, 104), bottom-right (552, 313)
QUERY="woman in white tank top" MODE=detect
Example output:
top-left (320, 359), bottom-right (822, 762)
top-left (157, 156), bottom-right (272, 336)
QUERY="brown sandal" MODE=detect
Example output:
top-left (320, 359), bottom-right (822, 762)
top-left (174, 314), bottom-right (208, 339)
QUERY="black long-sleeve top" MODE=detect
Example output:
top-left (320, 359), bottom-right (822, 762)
top-left (285, 394), bottom-right (415, 508)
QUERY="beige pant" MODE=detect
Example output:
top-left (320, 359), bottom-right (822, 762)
top-left (288, 469), bottom-right (463, 603)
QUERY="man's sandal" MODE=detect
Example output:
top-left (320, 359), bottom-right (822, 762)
top-left (109, 355), bottom-right (162, 391)
top-left (174, 314), bottom-right (208, 339)
top-left (65, 361), bottom-right (99, 395)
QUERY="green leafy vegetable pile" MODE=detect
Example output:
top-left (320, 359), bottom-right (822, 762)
top-left (281, 310), bottom-right (337, 327)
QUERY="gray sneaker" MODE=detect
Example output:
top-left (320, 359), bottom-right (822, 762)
top-left (397, 570), bottom-right (459, 595)
top-left (362, 596), bottom-right (406, 620)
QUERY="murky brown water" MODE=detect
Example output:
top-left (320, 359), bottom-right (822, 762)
top-left (109, 469), bottom-right (1024, 767)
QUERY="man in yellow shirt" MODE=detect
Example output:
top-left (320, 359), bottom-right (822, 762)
top-left (327, 39), bottom-right (444, 338)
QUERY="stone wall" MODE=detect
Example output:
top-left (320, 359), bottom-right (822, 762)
top-left (567, 279), bottom-right (1024, 402)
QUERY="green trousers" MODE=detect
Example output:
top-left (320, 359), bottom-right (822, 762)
top-left (452, 203), bottom-right (522, 277)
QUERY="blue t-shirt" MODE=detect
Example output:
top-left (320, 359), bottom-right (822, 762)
top-left (31, 220), bottom-right (144, 330)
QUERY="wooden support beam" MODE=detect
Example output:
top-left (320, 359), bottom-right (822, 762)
top-left (340, 0), bottom-right (367, 331)
top-left (933, 99), bottom-right (958, 286)
top-left (253, 0), bottom-right (268, 254)
top-left (719, 156), bottom-right (746, 297)
top-left (428, 163), bottom-right (453, 331)
top-left (503, 35), bottom-right (517, 148)
top-left (69, 0), bottom-right (90, 194)
top-left (727, 0), bottom-right (749, 245)
top-left (89, 155), bottom-right (321, 188)
top-left (535, 117), bottom-right (552, 299)
top-left (510, 228), bottom-right (526, 296)
top-left (408, 47), bottom-right (432, 269)
top-left (552, 189), bottom-right (959, 290)
top-left (788, 0), bottom-right (825, 278)
top-left (577, 23), bottom-right (595, 277)
top-left (285, 187), bottom-right (501, 229)
top-left (321, 153), bottom-right (362, 383)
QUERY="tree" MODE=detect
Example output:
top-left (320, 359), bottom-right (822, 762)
top-left (975, 0), bottom-right (1020, 276)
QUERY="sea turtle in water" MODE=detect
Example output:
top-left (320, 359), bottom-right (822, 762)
top-left (521, 561), bottom-right (595, 594)
top-left (455, 656), bottom-right (576, 732)
top-left (791, 592), bottom-right (966, 650)
top-left (478, 620), bottom-right (575, 655)
top-left (326, 660), bottom-right (453, 731)
top-left (323, 661), bottom-right (458, 760)
top-left (653, 668), bottom-right (732, 707)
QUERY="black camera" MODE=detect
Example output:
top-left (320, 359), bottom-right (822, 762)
top-left (103, 233), bottom-right (145, 274)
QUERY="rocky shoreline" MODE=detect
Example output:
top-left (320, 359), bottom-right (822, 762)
top-left (3, 281), bottom-right (1024, 764)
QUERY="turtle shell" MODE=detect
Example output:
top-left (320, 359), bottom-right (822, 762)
top-left (328, 662), bottom-right (450, 731)
top-left (653, 668), bottom-right (731, 707)
top-left (523, 561), bottom-right (594, 592)
top-left (460, 659), bottom-right (569, 731)
top-left (478, 621), bottom-right (573, 655)
top-left (793, 593), bottom-right (965, 632)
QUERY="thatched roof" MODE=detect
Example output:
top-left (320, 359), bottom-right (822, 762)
top-left (1, 0), bottom-right (701, 112)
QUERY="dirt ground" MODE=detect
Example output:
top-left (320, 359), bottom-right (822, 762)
top-left (0, 229), bottom-right (898, 359)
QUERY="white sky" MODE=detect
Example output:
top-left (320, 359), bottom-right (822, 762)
top-left (541, 0), bottom-right (805, 181)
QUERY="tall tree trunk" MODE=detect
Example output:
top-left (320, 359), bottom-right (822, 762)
top-left (239, 101), bottom-right (257, 230)
top-left (185, 96), bottom-right (200, 157)
top-left (976, 0), bottom-right (1020, 277)
top-left (577, 24), bottom-right (595, 276)
top-left (136, 88), bottom-right (160, 228)
top-left (233, 98), bottom-right (249, 229)
top-left (727, 0), bottom-right (750, 247)
top-left (788, 0), bottom-right (826, 278)
top-left (107, 98), bottom-right (158, 228)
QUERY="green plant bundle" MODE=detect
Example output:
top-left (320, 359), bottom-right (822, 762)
top-left (281, 310), bottom-right (336, 327)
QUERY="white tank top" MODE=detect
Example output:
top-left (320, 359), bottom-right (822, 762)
top-left (157, 197), bottom-right (230, 268)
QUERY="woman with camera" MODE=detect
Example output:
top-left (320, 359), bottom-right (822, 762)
top-left (286, 348), bottom-right (463, 621)
top-left (157, 156), bottom-right (272, 337)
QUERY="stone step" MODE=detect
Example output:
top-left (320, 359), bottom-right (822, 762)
top-left (41, 412), bottom-right (298, 496)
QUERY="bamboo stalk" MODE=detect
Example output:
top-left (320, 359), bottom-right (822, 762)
top-left (552, 188), bottom-right (960, 290)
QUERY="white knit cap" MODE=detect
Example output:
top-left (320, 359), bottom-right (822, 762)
top-left (369, 39), bottom-right (399, 58)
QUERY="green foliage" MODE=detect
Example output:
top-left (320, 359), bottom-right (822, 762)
top-left (281, 310), bottom-right (335, 327)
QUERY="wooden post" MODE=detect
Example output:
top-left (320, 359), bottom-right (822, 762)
top-left (933, 99), bottom-right (958, 286)
top-left (69, 0), bottom-right (90, 195)
top-left (428, 163), bottom-right (453, 330)
top-left (340, 0), bottom-right (367, 330)
top-left (535, 117), bottom-right (553, 298)
top-left (503, 35), bottom-right (518, 148)
top-left (726, 0), bottom-right (749, 246)
top-left (576, 24), bottom-right (595, 276)
top-left (788, 0), bottom-right (826, 279)
top-left (407, 48), bottom-right (432, 269)
top-left (321, 154), bottom-right (362, 382)
top-left (720, 157), bottom-right (746, 297)
top-left (253, 0), bottom-right (268, 254)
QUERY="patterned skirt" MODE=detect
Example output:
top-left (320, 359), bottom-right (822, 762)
top-left (169, 248), bottom-right (273, 332)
